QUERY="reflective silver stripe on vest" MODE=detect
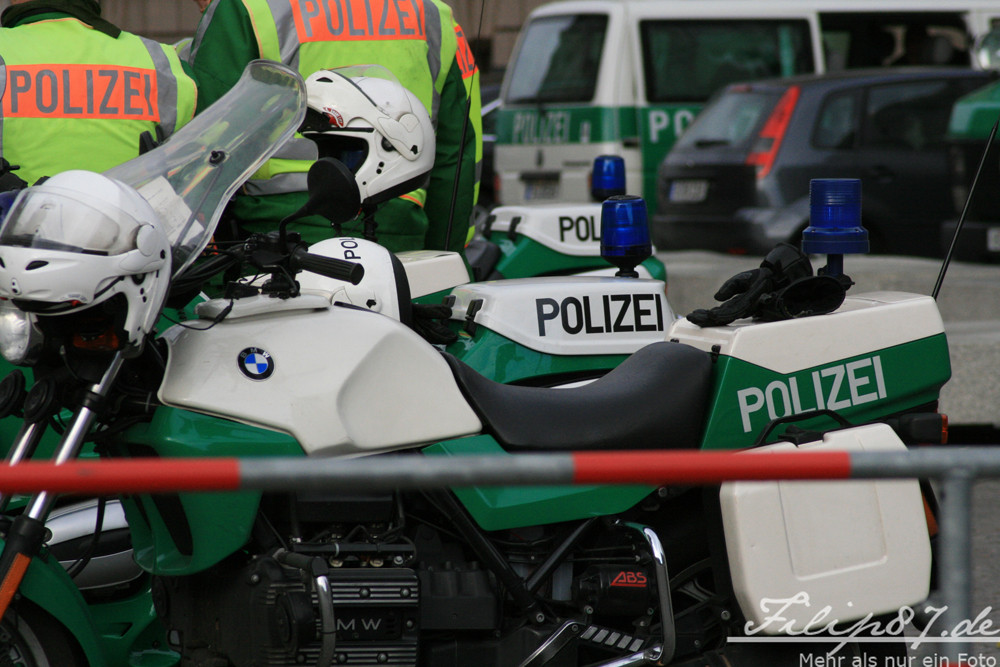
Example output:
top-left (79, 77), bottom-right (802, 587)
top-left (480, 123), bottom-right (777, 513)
top-left (273, 136), bottom-right (318, 161)
top-left (243, 171), bottom-right (308, 196)
top-left (0, 56), bottom-right (6, 157)
top-left (188, 0), bottom-right (223, 62)
top-left (138, 37), bottom-right (179, 135)
top-left (423, 0), bottom-right (443, 126)
top-left (268, 0), bottom-right (302, 71)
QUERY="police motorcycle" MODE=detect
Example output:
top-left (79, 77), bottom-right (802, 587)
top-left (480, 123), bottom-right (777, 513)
top-left (284, 69), bottom-right (675, 383)
top-left (0, 60), bottom-right (950, 667)
top-left (464, 154), bottom-right (669, 283)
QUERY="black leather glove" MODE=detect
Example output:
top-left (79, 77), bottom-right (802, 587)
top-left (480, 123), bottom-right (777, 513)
top-left (686, 243), bottom-right (820, 327)
top-left (755, 274), bottom-right (848, 321)
top-left (138, 125), bottom-right (166, 155)
top-left (411, 303), bottom-right (458, 345)
top-left (0, 159), bottom-right (27, 193)
top-left (686, 266), bottom-right (775, 327)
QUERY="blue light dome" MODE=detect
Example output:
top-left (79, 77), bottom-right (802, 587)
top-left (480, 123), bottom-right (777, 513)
top-left (601, 195), bottom-right (651, 277)
top-left (591, 155), bottom-right (626, 201)
top-left (802, 178), bottom-right (869, 255)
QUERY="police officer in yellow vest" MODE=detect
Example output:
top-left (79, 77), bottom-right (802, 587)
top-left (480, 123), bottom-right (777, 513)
top-left (187, 0), bottom-right (481, 254)
top-left (0, 0), bottom-right (198, 187)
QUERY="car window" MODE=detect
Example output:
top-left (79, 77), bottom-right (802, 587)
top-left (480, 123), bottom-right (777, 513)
top-left (814, 90), bottom-right (859, 149)
top-left (863, 79), bottom-right (969, 151)
top-left (504, 14), bottom-right (608, 104)
top-left (674, 89), bottom-right (780, 149)
top-left (640, 20), bottom-right (814, 103)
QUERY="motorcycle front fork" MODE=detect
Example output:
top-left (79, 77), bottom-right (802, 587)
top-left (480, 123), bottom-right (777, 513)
top-left (0, 352), bottom-right (125, 619)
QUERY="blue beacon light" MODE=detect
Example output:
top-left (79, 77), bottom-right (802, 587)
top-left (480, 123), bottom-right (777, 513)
top-left (591, 155), bottom-right (626, 201)
top-left (801, 178), bottom-right (869, 276)
top-left (601, 195), bottom-right (652, 278)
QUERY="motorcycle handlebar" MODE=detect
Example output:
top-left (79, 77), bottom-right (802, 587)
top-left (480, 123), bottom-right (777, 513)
top-left (291, 247), bottom-right (365, 285)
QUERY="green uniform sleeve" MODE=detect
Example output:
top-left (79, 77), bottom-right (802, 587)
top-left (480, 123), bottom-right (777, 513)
top-left (187, 0), bottom-right (260, 113)
top-left (423, 58), bottom-right (482, 254)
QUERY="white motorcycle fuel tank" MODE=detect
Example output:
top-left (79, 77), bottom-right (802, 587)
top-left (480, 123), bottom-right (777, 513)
top-left (157, 295), bottom-right (482, 456)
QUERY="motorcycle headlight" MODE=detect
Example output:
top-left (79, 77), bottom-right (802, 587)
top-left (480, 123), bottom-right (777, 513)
top-left (0, 301), bottom-right (43, 365)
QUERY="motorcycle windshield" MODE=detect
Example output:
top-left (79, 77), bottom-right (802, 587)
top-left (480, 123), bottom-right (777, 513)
top-left (105, 60), bottom-right (306, 276)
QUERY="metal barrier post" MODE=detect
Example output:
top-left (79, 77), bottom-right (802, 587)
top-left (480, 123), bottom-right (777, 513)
top-left (939, 470), bottom-right (975, 663)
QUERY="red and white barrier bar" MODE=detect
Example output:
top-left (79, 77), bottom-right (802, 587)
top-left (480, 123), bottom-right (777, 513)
top-left (0, 447), bottom-right (995, 495)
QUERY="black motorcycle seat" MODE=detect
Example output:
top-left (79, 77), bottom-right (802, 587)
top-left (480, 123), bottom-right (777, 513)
top-left (443, 341), bottom-right (713, 451)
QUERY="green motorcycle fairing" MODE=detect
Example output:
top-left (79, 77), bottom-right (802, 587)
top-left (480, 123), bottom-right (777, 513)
top-left (1, 539), bottom-right (167, 667)
top-left (423, 435), bottom-right (655, 531)
top-left (119, 407), bottom-right (302, 576)
top-left (445, 325), bottom-right (628, 385)
top-left (699, 334), bottom-right (951, 449)
top-left (486, 231), bottom-right (667, 281)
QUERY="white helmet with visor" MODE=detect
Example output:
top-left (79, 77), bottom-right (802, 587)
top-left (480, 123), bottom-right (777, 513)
top-left (301, 65), bottom-right (435, 208)
top-left (0, 170), bottom-right (170, 354)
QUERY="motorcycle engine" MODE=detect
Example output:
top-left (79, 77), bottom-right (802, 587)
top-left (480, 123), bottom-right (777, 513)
top-left (154, 554), bottom-right (421, 666)
top-left (151, 490), bottom-right (498, 667)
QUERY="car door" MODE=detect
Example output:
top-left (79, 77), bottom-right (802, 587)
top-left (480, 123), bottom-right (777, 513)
top-left (855, 78), bottom-right (963, 256)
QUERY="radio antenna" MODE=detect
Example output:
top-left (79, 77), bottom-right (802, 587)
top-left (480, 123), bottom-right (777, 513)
top-left (933, 113), bottom-right (1000, 299)
top-left (444, 0), bottom-right (486, 252)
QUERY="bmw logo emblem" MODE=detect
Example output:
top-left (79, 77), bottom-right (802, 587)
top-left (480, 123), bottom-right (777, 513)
top-left (238, 347), bottom-right (274, 380)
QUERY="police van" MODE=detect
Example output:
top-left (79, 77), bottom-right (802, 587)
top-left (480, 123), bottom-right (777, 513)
top-left (494, 0), bottom-right (1000, 207)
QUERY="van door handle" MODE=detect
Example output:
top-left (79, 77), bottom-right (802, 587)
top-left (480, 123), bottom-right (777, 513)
top-left (623, 137), bottom-right (640, 148)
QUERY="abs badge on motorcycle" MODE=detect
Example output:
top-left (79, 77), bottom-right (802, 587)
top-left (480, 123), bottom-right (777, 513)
top-left (239, 347), bottom-right (274, 380)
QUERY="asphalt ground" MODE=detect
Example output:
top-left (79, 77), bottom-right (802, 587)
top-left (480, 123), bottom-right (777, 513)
top-left (659, 250), bottom-right (1000, 662)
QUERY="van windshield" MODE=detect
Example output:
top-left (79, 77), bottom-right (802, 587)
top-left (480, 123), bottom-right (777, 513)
top-left (505, 14), bottom-right (608, 104)
top-left (641, 20), bottom-right (813, 103)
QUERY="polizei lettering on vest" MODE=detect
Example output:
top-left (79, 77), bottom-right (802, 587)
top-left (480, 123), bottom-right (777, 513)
top-left (292, 0), bottom-right (426, 42)
top-left (536, 294), bottom-right (665, 336)
top-left (558, 215), bottom-right (599, 243)
top-left (736, 355), bottom-right (888, 432)
top-left (3, 64), bottom-right (159, 120)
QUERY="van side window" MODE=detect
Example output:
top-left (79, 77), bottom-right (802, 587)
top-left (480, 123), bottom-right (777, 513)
top-left (640, 20), bottom-right (814, 102)
top-left (819, 13), bottom-right (969, 70)
top-left (505, 14), bottom-right (608, 104)
top-left (863, 80), bottom-right (955, 151)
top-left (813, 91), bottom-right (859, 149)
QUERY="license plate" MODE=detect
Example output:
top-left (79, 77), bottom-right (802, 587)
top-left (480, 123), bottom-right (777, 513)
top-left (669, 179), bottom-right (709, 203)
top-left (525, 179), bottom-right (559, 201)
top-left (988, 226), bottom-right (1000, 252)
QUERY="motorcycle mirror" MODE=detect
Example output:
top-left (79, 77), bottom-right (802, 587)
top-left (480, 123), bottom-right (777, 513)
top-left (279, 158), bottom-right (362, 242)
top-left (305, 157), bottom-right (362, 225)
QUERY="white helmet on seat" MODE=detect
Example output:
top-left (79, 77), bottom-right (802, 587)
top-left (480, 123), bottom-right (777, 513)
top-left (301, 65), bottom-right (435, 208)
top-left (0, 170), bottom-right (171, 354)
